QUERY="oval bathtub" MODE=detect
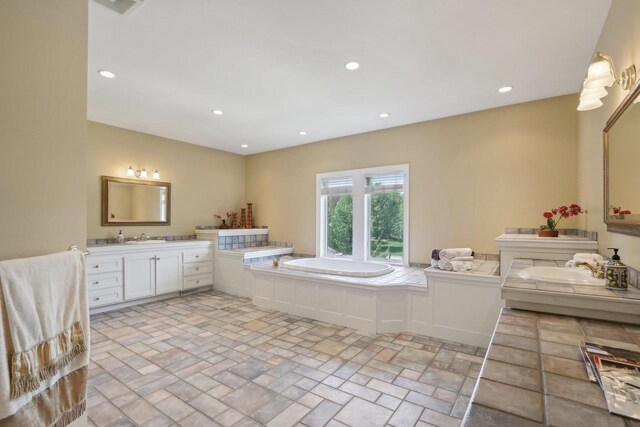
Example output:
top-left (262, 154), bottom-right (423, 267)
top-left (281, 258), bottom-right (394, 278)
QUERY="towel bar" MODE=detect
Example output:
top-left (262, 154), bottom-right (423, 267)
top-left (69, 245), bottom-right (91, 256)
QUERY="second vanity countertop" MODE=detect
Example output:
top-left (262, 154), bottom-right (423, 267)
top-left (501, 259), bottom-right (640, 325)
top-left (463, 307), bottom-right (640, 426)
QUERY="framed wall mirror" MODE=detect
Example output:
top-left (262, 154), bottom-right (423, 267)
top-left (604, 79), bottom-right (640, 236)
top-left (101, 176), bottom-right (171, 226)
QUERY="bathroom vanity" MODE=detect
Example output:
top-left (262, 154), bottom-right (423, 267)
top-left (86, 240), bottom-right (213, 313)
top-left (495, 233), bottom-right (597, 276)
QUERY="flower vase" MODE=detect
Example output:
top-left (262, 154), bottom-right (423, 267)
top-left (219, 219), bottom-right (229, 229)
top-left (538, 229), bottom-right (558, 237)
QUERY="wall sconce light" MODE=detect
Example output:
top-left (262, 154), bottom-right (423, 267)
top-left (127, 166), bottom-right (160, 180)
top-left (577, 52), bottom-right (636, 111)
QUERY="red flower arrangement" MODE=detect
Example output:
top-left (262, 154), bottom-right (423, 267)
top-left (540, 204), bottom-right (583, 231)
top-left (610, 205), bottom-right (631, 219)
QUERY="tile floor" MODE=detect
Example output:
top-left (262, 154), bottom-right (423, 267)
top-left (88, 291), bottom-right (485, 427)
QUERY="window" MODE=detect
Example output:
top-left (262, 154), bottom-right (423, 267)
top-left (317, 165), bottom-right (409, 264)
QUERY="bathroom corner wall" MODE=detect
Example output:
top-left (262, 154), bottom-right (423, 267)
top-left (578, 0), bottom-right (640, 271)
top-left (246, 95), bottom-right (579, 262)
top-left (0, 1), bottom-right (88, 260)
top-left (86, 122), bottom-right (246, 240)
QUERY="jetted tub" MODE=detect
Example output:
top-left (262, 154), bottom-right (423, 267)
top-left (281, 257), bottom-right (394, 278)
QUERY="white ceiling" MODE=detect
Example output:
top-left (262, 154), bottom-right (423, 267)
top-left (88, 0), bottom-right (611, 155)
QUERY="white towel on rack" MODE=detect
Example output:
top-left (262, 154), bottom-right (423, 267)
top-left (0, 251), bottom-right (89, 420)
top-left (439, 248), bottom-right (473, 260)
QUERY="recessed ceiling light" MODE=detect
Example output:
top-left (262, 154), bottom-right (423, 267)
top-left (379, 113), bottom-right (390, 118)
top-left (212, 110), bottom-right (224, 115)
top-left (98, 70), bottom-right (116, 79)
top-left (299, 131), bottom-right (307, 135)
top-left (241, 144), bottom-right (248, 148)
top-left (498, 86), bottom-right (513, 93)
top-left (345, 61), bottom-right (360, 71)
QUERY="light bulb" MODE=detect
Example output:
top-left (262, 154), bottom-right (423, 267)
top-left (127, 166), bottom-right (135, 177)
top-left (577, 98), bottom-right (603, 111)
top-left (152, 170), bottom-right (160, 180)
top-left (140, 168), bottom-right (148, 179)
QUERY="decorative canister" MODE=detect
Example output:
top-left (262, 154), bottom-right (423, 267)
top-left (604, 248), bottom-right (628, 290)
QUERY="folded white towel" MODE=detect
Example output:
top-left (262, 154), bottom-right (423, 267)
top-left (439, 248), bottom-right (473, 260)
top-left (442, 260), bottom-right (473, 272)
top-left (573, 253), bottom-right (604, 262)
top-left (431, 259), bottom-right (438, 268)
top-left (438, 256), bottom-right (474, 270)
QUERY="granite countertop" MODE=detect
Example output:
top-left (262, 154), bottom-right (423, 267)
top-left (87, 239), bottom-right (201, 248)
top-left (495, 233), bottom-right (594, 242)
top-left (463, 307), bottom-right (640, 426)
top-left (503, 259), bottom-right (640, 301)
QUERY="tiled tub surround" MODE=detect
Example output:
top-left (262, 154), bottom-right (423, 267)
top-left (252, 259), bottom-right (502, 347)
top-left (216, 246), bottom-right (294, 298)
top-left (463, 307), bottom-right (640, 426)
top-left (503, 259), bottom-right (640, 325)
top-left (423, 261), bottom-right (502, 347)
top-left (88, 291), bottom-right (485, 427)
top-left (495, 233), bottom-right (598, 277)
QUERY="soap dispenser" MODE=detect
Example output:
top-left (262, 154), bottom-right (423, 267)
top-left (604, 248), bottom-right (628, 290)
top-left (116, 230), bottom-right (125, 244)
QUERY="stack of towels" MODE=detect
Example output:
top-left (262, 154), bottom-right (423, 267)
top-left (565, 253), bottom-right (604, 269)
top-left (431, 248), bottom-right (474, 272)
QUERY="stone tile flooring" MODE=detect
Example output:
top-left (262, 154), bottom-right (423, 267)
top-left (88, 291), bottom-right (485, 426)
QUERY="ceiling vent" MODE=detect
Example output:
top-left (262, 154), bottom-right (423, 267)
top-left (93, 0), bottom-right (144, 16)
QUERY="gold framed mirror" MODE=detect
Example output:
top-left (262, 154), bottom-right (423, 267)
top-left (604, 79), bottom-right (640, 236)
top-left (101, 176), bottom-right (171, 226)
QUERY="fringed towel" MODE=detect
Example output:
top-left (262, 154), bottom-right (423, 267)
top-left (0, 251), bottom-right (89, 423)
top-left (9, 321), bottom-right (87, 398)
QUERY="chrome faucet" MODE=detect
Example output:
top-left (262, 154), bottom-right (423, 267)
top-left (575, 261), bottom-right (604, 279)
top-left (139, 233), bottom-right (149, 242)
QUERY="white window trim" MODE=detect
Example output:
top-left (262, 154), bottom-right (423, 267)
top-left (316, 164), bottom-right (409, 265)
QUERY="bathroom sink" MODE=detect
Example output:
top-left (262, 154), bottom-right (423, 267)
top-left (517, 267), bottom-right (604, 286)
top-left (125, 240), bottom-right (167, 245)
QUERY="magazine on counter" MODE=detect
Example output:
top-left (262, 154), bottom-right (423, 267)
top-left (579, 342), bottom-right (640, 386)
top-left (592, 355), bottom-right (640, 421)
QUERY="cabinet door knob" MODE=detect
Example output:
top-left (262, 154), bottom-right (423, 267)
top-left (92, 265), bottom-right (99, 269)
top-left (94, 297), bottom-right (100, 301)
top-left (195, 267), bottom-right (199, 271)
top-left (92, 281), bottom-right (99, 285)
top-left (156, 257), bottom-right (160, 260)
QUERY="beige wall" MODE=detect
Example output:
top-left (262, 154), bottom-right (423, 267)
top-left (87, 122), bottom-right (246, 239)
top-left (578, 0), bottom-right (640, 270)
top-left (247, 95), bottom-right (579, 262)
top-left (0, 1), bottom-right (88, 260)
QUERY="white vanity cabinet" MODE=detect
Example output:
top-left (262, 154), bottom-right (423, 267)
top-left (124, 252), bottom-right (156, 300)
top-left (87, 241), bottom-right (213, 312)
top-left (155, 251), bottom-right (183, 295)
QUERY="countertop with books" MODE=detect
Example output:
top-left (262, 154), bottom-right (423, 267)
top-left (462, 307), bottom-right (640, 426)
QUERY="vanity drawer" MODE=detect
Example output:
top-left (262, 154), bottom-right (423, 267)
top-left (86, 257), bottom-right (122, 274)
top-left (87, 271), bottom-right (122, 292)
top-left (183, 249), bottom-right (212, 264)
top-left (88, 287), bottom-right (123, 308)
top-left (183, 262), bottom-right (213, 277)
top-left (184, 273), bottom-right (213, 290)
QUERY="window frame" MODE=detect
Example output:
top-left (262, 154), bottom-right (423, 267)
top-left (316, 164), bottom-right (409, 265)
